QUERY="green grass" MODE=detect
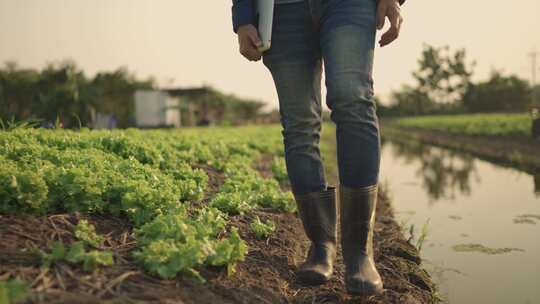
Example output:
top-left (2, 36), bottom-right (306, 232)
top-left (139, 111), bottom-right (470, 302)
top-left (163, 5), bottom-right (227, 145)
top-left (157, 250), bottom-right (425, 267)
top-left (394, 113), bottom-right (532, 137)
top-left (413, 218), bottom-right (431, 252)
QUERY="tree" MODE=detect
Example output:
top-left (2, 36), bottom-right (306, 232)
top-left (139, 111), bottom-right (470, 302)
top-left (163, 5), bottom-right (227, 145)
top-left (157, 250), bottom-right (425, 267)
top-left (0, 61), bottom-right (154, 128)
top-left (33, 61), bottom-right (91, 127)
top-left (462, 71), bottom-right (531, 113)
top-left (0, 62), bottom-right (40, 121)
top-left (0, 61), bottom-right (91, 127)
top-left (89, 68), bottom-right (154, 127)
top-left (229, 98), bottom-right (265, 124)
top-left (390, 85), bottom-right (433, 116)
top-left (413, 45), bottom-right (475, 105)
top-left (384, 44), bottom-right (475, 117)
top-left (0, 62), bottom-right (264, 128)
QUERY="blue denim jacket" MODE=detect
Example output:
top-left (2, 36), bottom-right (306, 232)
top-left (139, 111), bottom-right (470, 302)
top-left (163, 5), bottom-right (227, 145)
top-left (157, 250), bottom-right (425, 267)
top-left (231, 0), bottom-right (255, 33)
top-left (231, 0), bottom-right (406, 33)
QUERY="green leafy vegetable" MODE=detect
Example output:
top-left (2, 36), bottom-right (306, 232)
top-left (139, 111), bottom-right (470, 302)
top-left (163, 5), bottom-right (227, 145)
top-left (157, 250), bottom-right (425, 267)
top-left (271, 157), bottom-right (289, 186)
top-left (66, 242), bottom-right (114, 271)
top-left (1, 126), bottom-right (294, 282)
top-left (40, 241), bottom-right (113, 271)
top-left (0, 279), bottom-right (29, 304)
top-left (74, 219), bottom-right (104, 248)
top-left (250, 216), bottom-right (276, 239)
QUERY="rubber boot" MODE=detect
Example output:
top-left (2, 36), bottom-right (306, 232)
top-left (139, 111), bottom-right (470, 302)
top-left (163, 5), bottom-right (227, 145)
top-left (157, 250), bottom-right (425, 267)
top-left (294, 186), bottom-right (337, 285)
top-left (340, 184), bottom-right (383, 296)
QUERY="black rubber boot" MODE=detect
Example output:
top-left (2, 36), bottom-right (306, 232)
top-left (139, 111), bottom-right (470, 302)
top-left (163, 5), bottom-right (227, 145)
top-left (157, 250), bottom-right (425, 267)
top-left (294, 186), bottom-right (337, 285)
top-left (340, 184), bottom-right (383, 296)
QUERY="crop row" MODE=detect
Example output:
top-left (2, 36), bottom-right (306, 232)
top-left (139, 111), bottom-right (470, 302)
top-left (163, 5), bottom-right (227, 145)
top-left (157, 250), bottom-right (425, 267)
top-left (0, 126), bottom-right (293, 282)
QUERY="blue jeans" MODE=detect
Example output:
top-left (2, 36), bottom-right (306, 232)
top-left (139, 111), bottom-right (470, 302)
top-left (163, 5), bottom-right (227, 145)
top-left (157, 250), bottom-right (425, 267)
top-left (263, 0), bottom-right (380, 195)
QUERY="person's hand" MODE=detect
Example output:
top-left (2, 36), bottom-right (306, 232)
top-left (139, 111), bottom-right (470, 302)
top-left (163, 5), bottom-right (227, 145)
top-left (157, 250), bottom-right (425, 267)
top-left (376, 0), bottom-right (403, 47)
top-left (237, 24), bottom-right (263, 61)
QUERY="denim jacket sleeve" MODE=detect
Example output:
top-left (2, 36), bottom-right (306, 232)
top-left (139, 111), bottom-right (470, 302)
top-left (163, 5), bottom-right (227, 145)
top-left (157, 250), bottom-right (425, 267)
top-left (231, 0), bottom-right (406, 33)
top-left (232, 0), bottom-right (255, 33)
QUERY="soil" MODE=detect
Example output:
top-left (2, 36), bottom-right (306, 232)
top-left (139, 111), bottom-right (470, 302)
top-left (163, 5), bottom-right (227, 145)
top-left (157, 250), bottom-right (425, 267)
top-left (382, 125), bottom-right (540, 174)
top-left (0, 158), bottom-right (437, 304)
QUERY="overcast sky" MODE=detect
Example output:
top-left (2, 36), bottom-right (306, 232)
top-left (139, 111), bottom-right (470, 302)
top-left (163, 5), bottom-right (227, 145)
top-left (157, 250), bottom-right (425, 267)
top-left (1, 0), bottom-right (539, 108)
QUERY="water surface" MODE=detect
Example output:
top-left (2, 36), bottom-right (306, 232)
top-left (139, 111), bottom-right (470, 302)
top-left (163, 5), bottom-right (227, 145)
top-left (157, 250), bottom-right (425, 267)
top-left (379, 138), bottom-right (540, 304)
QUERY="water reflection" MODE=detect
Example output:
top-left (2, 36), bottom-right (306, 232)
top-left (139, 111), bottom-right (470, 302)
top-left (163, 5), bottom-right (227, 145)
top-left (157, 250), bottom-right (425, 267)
top-left (381, 138), bottom-right (479, 203)
top-left (379, 136), bottom-right (540, 303)
top-left (381, 137), bottom-right (540, 201)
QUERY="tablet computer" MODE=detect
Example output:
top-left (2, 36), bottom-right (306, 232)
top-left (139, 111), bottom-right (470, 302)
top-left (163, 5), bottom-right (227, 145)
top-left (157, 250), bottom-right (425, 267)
top-left (256, 0), bottom-right (274, 52)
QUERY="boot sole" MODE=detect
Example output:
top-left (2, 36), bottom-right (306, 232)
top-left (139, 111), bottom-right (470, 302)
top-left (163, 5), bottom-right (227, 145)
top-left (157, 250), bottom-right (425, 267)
top-left (296, 270), bottom-right (331, 285)
top-left (346, 283), bottom-right (383, 296)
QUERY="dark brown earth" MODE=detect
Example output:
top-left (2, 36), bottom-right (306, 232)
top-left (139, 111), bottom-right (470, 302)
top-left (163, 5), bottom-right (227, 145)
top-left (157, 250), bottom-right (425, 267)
top-left (382, 125), bottom-right (540, 174)
top-left (0, 158), bottom-right (436, 304)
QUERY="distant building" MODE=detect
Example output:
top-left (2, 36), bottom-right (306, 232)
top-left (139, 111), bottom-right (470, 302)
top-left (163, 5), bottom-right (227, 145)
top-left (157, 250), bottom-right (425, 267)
top-left (165, 87), bottom-right (214, 127)
top-left (134, 90), bottom-right (181, 128)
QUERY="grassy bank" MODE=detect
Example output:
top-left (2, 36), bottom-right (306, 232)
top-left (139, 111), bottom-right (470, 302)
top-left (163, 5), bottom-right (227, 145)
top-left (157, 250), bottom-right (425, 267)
top-left (0, 125), bottom-right (436, 303)
top-left (383, 114), bottom-right (540, 173)
top-left (393, 113), bottom-right (533, 137)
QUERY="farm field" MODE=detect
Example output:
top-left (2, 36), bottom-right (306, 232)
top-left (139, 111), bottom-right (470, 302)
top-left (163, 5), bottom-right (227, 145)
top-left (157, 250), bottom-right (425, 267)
top-left (393, 113), bottom-right (532, 137)
top-left (0, 125), bottom-right (435, 303)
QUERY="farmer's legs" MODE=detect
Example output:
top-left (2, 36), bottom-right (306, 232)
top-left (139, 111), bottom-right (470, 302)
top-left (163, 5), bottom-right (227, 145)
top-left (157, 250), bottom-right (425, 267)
top-left (263, 1), bottom-right (337, 285)
top-left (321, 0), bottom-right (384, 295)
top-left (321, 0), bottom-right (380, 188)
top-left (262, 1), bottom-right (326, 195)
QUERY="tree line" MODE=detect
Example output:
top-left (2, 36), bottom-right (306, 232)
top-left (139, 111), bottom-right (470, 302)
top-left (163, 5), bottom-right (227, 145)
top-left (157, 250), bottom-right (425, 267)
top-left (0, 61), bottom-right (268, 128)
top-left (378, 44), bottom-right (539, 117)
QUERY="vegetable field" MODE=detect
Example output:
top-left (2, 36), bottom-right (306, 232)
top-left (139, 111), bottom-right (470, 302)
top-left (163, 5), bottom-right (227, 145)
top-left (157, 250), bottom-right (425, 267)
top-left (0, 126), bottom-right (295, 302)
top-left (0, 125), bottom-right (436, 304)
top-left (394, 113), bottom-right (532, 137)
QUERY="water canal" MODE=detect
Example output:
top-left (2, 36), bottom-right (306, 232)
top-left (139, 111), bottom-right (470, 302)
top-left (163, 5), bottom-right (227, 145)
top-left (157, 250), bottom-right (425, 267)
top-left (379, 136), bottom-right (540, 304)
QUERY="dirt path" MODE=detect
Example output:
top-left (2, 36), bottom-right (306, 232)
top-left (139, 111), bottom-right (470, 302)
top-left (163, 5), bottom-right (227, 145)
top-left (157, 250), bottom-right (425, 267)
top-left (0, 159), bottom-right (437, 304)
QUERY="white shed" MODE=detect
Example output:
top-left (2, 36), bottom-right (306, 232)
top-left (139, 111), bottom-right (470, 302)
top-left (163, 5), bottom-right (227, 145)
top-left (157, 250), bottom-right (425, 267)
top-left (134, 90), bottom-right (181, 128)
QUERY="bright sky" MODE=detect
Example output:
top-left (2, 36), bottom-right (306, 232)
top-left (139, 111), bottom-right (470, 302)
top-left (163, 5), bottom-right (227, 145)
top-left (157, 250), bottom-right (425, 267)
top-left (1, 0), bottom-right (539, 109)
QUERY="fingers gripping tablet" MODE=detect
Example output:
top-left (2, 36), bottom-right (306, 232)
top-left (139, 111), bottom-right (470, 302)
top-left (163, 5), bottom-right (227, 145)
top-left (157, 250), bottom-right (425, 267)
top-left (256, 0), bottom-right (274, 52)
